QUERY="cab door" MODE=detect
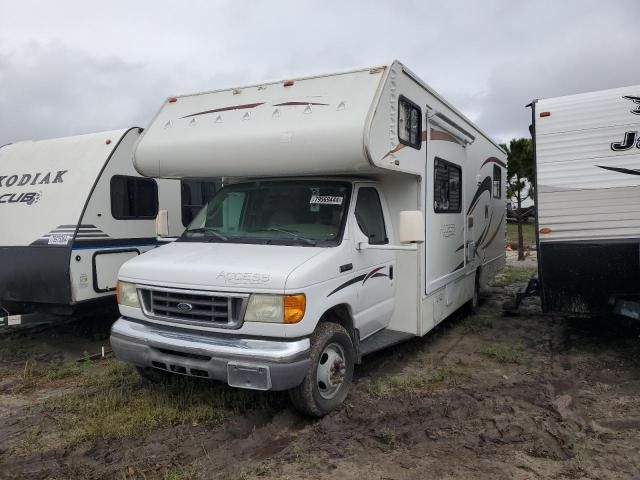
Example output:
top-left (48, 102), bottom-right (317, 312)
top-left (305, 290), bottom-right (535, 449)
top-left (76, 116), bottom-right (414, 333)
top-left (350, 185), bottom-right (396, 339)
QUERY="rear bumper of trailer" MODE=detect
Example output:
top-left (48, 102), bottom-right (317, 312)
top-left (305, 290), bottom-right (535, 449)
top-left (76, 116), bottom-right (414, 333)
top-left (0, 246), bottom-right (72, 305)
top-left (538, 240), bottom-right (640, 315)
top-left (110, 317), bottom-right (311, 391)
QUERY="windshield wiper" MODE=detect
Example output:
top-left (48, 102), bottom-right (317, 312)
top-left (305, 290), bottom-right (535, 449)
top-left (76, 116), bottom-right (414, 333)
top-left (185, 227), bottom-right (228, 242)
top-left (258, 227), bottom-right (317, 246)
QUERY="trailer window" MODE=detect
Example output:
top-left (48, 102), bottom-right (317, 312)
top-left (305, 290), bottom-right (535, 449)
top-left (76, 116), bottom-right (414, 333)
top-left (493, 165), bottom-right (502, 199)
top-left (110, 175), bottom-right (158, 220)
top-left (181, 179), bottom-right (221, 227)
top-left (434, 158), bottom-right (461, 213)
top-left (398, 96), bottom-right (422, 149)
top-left (355, 187), bottom-right (388, 245)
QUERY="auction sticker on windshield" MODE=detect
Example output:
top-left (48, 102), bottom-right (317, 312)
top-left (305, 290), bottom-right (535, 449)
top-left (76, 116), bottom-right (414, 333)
top-left (310, 195), bottom-right (343, 205)
top-left (47, 234), bottom-right (71, 245)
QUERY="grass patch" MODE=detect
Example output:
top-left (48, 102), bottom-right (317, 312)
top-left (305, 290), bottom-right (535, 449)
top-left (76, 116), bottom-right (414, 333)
top-left (480, 342), bottom-right (524, 364)
top-left (375, 428), bottom-right (397, 449)
top-left (507, 222), bottom-right (536, 246)
top-left (42, 360), bottom-right (281, 442)
top-left (490, 265), bottom-right (536, 287)
top-left (162, 466), bottom-right (195, 480)
top-left (45, 360), bottom-right (86, 380)
top-left (462, 315), bottom-right (495, 333)
top-left (283, 441), bottom-right (305, 463)
top-left (364, 366), bottom-right (461, 398)
top-left (5, 358), bottom-right (93, 393)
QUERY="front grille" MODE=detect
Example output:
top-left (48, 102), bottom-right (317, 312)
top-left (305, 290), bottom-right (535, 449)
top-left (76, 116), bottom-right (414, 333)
top-left (138, 287), bottom-right (248, 329)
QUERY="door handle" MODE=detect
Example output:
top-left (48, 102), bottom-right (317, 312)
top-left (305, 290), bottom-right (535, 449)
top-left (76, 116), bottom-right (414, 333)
top-left (340, 263), bottom-right (353, 273)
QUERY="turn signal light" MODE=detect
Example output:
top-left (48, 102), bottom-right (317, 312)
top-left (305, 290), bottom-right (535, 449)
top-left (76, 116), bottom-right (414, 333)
top-left (539, 227), bottom-right (552, 234)
top-left (168, 97), bottom-right (178, 103)
top-left (283, 294), bottom-right (306, 324)
top-left (115, 280), bottom-right (121, 304)
top-left (283, 80), bottom-right (295, 87)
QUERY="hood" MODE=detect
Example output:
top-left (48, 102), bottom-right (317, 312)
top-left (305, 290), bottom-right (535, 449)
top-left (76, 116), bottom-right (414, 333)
top-left (118, 241), bottom-right (324, 292)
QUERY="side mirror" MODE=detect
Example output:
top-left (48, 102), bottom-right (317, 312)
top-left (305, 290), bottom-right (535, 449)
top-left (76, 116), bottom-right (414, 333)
top-left (399, 210), bottom-right (425, 243)
top-left (155, 209), bottom-right (169, 237)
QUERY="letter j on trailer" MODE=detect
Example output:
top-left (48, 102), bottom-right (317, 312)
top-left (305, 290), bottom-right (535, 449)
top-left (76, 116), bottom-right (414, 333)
top-left (0, 128), bottom-right (220, 327)
top-left (110, 60), bottom-right (507, 416)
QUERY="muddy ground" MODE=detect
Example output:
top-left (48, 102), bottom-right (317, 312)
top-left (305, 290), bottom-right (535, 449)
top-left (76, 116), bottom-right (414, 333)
top-left (1, 269), bottom-right (639, 480)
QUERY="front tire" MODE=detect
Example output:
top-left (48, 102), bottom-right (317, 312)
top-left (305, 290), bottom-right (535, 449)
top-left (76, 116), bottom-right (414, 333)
top-left (289, 322), bottom-right (355, 417)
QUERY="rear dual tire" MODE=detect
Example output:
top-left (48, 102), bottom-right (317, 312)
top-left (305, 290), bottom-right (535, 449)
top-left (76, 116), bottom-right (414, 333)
top-left (289, 322), bottom-right (355, 417)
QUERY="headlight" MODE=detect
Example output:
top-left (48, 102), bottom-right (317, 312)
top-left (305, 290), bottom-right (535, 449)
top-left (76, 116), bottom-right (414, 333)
top-left (116, 280), bottom-right (140, 308)
top-left (244, 294), bottom-right (306, 324)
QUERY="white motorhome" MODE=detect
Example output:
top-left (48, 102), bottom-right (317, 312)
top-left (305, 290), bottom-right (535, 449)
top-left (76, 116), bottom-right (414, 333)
top-left (531, 85), bottom-right (640, 316)
top-left (0, 128), bottom-right (220, 324)
top-left (110, 61), bottom-right (506, 416)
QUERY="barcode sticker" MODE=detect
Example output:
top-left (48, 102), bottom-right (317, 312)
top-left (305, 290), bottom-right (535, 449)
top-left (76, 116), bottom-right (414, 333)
top-left (310, 195), bottom-right (343, 205)
top-left (48, 234), bottom-right (71, 245)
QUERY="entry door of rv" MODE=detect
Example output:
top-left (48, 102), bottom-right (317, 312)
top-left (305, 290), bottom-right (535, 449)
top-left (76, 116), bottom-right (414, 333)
top-left (426, 138), bottom-right (466, 293)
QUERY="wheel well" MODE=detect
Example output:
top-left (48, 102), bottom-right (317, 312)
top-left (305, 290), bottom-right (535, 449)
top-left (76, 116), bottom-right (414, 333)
top-left (318, 304), bottom-right (361, 362)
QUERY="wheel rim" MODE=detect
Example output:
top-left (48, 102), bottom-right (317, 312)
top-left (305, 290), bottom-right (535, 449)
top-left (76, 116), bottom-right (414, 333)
top-left (316, 342), bottom-right (347, 400)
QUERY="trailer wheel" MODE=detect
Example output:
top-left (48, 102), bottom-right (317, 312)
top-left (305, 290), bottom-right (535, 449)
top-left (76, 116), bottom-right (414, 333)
top-left (136, 366), bottom-right (172, 384)
top-left (289, 322), bottom-right (355, 417)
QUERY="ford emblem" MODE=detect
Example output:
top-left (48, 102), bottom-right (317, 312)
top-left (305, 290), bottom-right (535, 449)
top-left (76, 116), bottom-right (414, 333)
top-left (177, 302), bottom-right (193, 312)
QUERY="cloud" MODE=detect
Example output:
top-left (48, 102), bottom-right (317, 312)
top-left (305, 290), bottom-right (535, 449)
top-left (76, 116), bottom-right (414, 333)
top-left (0, 0), bottom-right (638, 146)
top-left (0, 43), bottom-right (159, 144)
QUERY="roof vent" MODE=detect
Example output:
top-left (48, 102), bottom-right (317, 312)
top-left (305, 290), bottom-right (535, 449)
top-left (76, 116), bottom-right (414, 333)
top-left (164, 121), bottom-right (172, 129)
top-left (337, 101), bottom-right (345, 111)
top-left (272, 108), bottom-right (280, 118)
top-left (304, 104), bottom-right (312, 114)
top-left (242, 112), bottom-right (251, 121)
top-left (215, 115), bottom-right (223, 123)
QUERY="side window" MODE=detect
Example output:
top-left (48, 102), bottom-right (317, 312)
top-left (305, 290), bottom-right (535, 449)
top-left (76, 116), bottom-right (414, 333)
top-left (434, 158), bottom-right (462, 213)
top-left (181, 179), bottom-right (221, 226)
top-left (110, 175), bottom-right (158, 220)
top-left (355, 187), bottom-right (388, 245)
top-left (398, 96), bottom-right (422, 149)
top-left (493, 165), bottom-right (502, 199)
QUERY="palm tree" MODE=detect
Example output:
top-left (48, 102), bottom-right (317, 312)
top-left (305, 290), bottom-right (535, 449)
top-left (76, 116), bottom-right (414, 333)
top-left (501, 138), bottom-right (534, 261)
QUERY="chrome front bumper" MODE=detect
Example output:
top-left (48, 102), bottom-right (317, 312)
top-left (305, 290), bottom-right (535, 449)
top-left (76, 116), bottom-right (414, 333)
top-left (110, 317), bottom-right (311, 391)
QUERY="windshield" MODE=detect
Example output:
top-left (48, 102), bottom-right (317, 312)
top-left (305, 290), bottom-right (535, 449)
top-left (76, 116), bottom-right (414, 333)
top-left (180, 180), bottom-right (352, 247)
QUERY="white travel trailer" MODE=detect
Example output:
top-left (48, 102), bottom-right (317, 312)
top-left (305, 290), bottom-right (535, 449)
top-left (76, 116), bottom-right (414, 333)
top-left (110, 61), bottom-right (506, 416)
top-left (0, 128), bottom-right (221, 325)
top-left (531, 85), bottom-right (640, 317)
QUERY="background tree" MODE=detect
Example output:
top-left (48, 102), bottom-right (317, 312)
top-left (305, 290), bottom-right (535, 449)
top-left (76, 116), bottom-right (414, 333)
top-left (501, 138), bottom-right (534, 261)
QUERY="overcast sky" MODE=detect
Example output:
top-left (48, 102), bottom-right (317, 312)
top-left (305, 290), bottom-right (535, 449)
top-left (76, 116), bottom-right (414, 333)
top-left (1, 0), bottom-right (638, 146)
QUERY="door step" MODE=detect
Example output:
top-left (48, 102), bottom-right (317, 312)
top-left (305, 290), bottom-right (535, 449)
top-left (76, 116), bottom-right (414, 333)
top-left (359, 328), bottom-right (415, 357)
